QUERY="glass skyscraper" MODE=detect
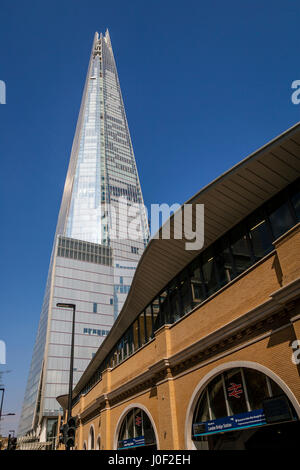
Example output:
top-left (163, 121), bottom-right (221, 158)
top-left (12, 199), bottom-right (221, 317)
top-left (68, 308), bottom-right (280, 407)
top-left (18, 30), bottom-right (149, 440)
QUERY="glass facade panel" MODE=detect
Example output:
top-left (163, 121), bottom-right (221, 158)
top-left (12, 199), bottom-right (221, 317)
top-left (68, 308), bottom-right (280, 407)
top-left (214, 239), bottom-right (234, 287)
top-left (133, 319), bottom-right (140, 351)
top-left (224, 368), bottom-right (247, 415)
top-left (152, 298), bottom-right (161, 331)
top-left (139, 312), bottom-right (146, 346)
top-left (194, 389), bottom-right (210, 423)
top-left (268, 197), bottom-right (294, 239)
top-left (291, 188), bottom-right (300, 221)
top-left (143, 411), bottom-right (156, 446)
top-left (230, 226), bottom-right (252, 276)
top-left (144, 305), bottom-right (153, 342)
top-left (189, 260), bottom-right (206, 304)
top-left (202, 249), bottom-right (219, 296)
top-left (243, 367), bottom-right (270, 410)
top-left (208, 374), bottom-right (227, 420)
top-left (118, 408), bottom-right (156, 449)
top-left (169, 281), bottom-right (181, 322)
top-left (248, 212), bottom-right (273, 260)
top-left (178, 271), bottom-right (192, 316)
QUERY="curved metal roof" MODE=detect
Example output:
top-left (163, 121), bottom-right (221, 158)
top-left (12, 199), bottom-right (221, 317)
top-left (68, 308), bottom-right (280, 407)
top-left (72, 121), bottom-right (300, 397)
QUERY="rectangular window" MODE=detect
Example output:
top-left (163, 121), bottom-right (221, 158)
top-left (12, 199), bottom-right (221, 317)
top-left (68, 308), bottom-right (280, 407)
top-left (267, 196), bottom-right (294, 239)
top-left (93, 303), bottom-right (97, 313)
top-left (169, 281), bottom-right (181, 323)
top-left (202, 248), bottom-right (219, 296)
top-left (189, 260), bottom-right (206, 304)
top-left (291, 187), bottom-right (300, 221)
top-left (145, 305), bottom-right (153, 341)
top-left (133, 319), bottom-right (140, 351)
top-left (248, 211), bottom-right (273, 260)
top-left (214, 239), bottom-right (235, 286)
top-left (139, 312), bottom-right (147, 346)
top-left (152, 299), bottom-right (160, 333)
top-left (178, 271), bottom-right (192, 316)
top-left (230, 225), bottom-right (253, 276)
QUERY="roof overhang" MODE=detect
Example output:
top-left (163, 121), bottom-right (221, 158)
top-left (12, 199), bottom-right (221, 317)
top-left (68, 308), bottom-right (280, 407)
top-left (69, 122), bottom-right (300, 399)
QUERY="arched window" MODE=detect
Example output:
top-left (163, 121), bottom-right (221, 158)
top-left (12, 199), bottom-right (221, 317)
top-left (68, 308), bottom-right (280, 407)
top-left (192, 367), bottom-right (298, 449)
top-left (88, 426), bottom-right (95, 450)
top-left (96, 435), bottom-right (101, 450)
top-left (117, 408), bottom-right (156, 450)
top-left (83, 441), bottom-right (87, 450)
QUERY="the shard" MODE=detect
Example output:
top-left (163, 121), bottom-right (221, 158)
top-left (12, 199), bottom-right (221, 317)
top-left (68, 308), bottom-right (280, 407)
top-left (18, 30), bottom-right (149, 440)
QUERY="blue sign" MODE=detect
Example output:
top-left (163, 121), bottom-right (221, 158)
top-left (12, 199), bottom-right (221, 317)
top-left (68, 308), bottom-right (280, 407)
top-left (193, 409), bottom-right (266, 436)
top-left (118, 436), bottom-right (145, 449)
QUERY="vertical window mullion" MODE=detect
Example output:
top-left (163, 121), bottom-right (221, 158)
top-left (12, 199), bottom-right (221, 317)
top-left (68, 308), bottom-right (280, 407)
top-left (263, 206), bottom-right (275, 241)
top-left (222, 373), bottom-right (231, 417)
top-left (240, 368), bottom-right (251, 412)
top-left (287, 193), bottom-right (298, 224)
top-left (143, 311), bottom-right (148, 343)
top-left (167, 285), bottom-right (173, 324)
top-left (198, 256), bottom-right (207, 299)
top-left (245, 230), bottom-right (256, 265)
top-left (150, 303), bottom-right (154, 338)
top-left (137, 316), bottom-right (141, 349)
top-left (266, 376), bottom-right (273, 397)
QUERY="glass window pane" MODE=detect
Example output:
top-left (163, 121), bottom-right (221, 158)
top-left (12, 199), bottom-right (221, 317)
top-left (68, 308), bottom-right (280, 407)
top-left (230, 226), bottom-right (252, 276)
top-left (139, 312), bottom-right (146, 346)
top-left (268, 197), bottom-right (294, 239)
top-left (159, 289), bottom-right (168, 324)
top-left (144, 306), bottom-right (152, 342)
top-left (189, 260), bottom-right (206, 304)
top-left (243, 367), bottom-right (270, 410)
top-left (152, 299), bottom-right (160, 333)
top-left (208, 374), bottom-right (227, 420)
top-left (143, 411), bottom-right (156, 446)
top-left (133, 319), bottom-right (140, 351)
top-left (127, 409), bottom-right (134, 439)
top-left (178, 271), bottom-right (192, 316)
top-left (224, 368), bottom-right (247, 415)
top-left (291, 188), bottom-right (300, 221)
top-left (169, 281), bottom-right (181, 322)
top-left (134, 408), bottom-right (143, 438)
top-left (194, 389), bottom-right (210, 424)
top-left (248, 212), bottom-right (273, 260)
top-left (202, 249), bottom-right (219, 296)
top-left (215, 239), bottom-right (234, 286)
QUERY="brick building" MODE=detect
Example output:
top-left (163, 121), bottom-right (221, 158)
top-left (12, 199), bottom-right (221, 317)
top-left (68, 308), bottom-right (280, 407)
top-left (57, 123), bottom-right (300, 450)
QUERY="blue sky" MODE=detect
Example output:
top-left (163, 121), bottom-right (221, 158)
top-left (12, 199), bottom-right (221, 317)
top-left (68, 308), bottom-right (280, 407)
top-left (1, 0), bottom-right (300, 436)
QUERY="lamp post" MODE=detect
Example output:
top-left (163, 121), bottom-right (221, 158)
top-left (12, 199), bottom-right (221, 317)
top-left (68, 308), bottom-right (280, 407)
top-left (56, 303), bottom-right (76, 421)
top-left (0, 388), bottom-right (4, 423)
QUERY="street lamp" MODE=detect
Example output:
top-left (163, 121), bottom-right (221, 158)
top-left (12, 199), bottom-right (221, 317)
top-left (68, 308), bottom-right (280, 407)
top-left (0, 388), bottom-right (4, 423)
top-left (56, 303), bottom-right (76, 421)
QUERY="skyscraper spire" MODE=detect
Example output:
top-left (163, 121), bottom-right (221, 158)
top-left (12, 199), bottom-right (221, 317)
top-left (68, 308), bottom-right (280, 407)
top-left (18, 31), bottom-right (149, 440)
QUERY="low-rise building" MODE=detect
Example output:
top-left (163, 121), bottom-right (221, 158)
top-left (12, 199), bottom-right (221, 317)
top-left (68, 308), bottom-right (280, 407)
top-left (57, 123), bottom-right (300, 450)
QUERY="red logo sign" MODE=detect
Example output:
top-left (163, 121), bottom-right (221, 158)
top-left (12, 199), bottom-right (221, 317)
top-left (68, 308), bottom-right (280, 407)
top-left (135, 415), bottom-right (142, 426)
top-left (227, 382), bottom-right (243, 399)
